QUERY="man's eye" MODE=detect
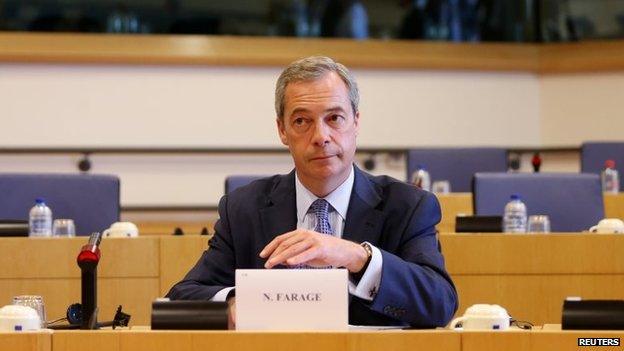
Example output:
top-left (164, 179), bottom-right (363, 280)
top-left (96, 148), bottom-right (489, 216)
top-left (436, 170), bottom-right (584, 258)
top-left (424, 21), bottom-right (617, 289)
top-left (293, 118), bottom-right (306, 126)
top-left (328, 115), bottom-right (345, 124)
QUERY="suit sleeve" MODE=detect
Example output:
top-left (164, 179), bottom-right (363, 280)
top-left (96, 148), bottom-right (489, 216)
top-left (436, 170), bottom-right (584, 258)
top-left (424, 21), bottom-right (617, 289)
top-left (368, 192), bottom-right (458, 327)
top-left (166, 195), bottom-right (236, 300)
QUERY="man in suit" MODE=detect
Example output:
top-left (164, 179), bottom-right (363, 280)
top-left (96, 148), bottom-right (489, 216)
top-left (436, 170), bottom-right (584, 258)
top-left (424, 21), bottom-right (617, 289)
top-left (167, 56), bottom-right (458, 328)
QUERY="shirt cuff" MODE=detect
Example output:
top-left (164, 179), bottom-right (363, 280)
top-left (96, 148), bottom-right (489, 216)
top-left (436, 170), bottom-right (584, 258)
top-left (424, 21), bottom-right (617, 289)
top-left (211, 287), bottom-right (235, 302)
top-left (348, 242), bottom-right (382, 301)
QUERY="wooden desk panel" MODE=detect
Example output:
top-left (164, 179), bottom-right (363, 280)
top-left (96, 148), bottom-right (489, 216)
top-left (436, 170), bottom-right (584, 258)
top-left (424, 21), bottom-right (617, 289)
top-left (605, 193), bottom-right (624, 221)
top-left (436, 193), bottom-right (473, 233)
top-left (0, 237), bottom-right (160, 326)
top-left (462, 329), bottom-right (624, 351)
top-left (0, 278), bottom-right (159, 326)
top-left (454, 275), bottom-right (624, 325)
top-left (441, 234), bottom-right (624, 274)
top-left (3, 231), bottom-right (623, 329)
top-left (159, 236), bottom-right (208, 295)
top-left (52, 330), bottom-right (461, 351)
top-left (0, 331), bottom-right (51, 351)
top-left (442, 233), bottom-right (624, 325)
top-left (136, 222), bottom-right (214, 236)
top-left (0, 237), bottom-right (159, 279)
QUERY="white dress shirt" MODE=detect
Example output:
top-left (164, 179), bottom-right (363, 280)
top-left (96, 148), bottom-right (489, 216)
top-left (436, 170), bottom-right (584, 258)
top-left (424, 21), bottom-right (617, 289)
top-left (294, 165), bottom-right (382, 301)
top-left (212, 165), bottom-right (382, 302)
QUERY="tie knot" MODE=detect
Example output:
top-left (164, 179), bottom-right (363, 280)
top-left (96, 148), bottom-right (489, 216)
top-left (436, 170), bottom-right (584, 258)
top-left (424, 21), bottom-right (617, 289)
top-left (310, 199), bottom-right (330, 216)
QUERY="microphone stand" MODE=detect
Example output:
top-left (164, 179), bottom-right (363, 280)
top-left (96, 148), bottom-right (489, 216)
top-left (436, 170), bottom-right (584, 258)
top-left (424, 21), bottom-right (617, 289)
top-left (76, 232), bottom-right (102, 330)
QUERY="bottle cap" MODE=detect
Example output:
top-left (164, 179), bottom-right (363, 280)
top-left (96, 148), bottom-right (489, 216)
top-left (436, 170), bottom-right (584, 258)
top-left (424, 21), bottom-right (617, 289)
top-left (510, 194), bottom-right (521, 200)
top-left (35, 198), bottom-right (45, 204)
top-left (605, 160), bottom-right (616, 168)
top-left (416, 164), bottom-right (426, 170)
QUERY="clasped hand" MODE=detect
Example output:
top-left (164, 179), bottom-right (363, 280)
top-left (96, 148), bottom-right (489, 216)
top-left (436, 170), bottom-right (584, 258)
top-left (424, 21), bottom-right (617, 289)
top-left (259, 229), bottom-right (368, 273)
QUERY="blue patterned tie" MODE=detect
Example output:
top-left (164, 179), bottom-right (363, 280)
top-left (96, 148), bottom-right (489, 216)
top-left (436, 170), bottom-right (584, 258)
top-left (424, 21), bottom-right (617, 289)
top-left (310, 199), bottom-right (333, 235)
top-left (291, 199), bottom-right (333, 269)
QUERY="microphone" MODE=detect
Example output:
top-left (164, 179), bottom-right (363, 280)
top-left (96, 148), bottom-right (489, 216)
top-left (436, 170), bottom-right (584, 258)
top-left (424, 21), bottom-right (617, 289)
top-left (77, 232), bottom-right (102, 266)
top-left (531, 152), bottom-right (542, 173)
top-left (76, 232), bottom-right (102, 329)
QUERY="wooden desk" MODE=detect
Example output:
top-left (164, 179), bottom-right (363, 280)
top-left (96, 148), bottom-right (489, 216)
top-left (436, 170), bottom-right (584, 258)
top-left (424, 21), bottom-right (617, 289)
top-left (437, 193), bottom-right (473, 233)
top-left (3, 232), bottom-right (623, 329)
top-left (159, 236), bottom-right (208, 296)
top-left (436, 193), bottom-right (624, 233)
top-left (136, 222), bottom-right (214, 236)
top-left (0, 331), bottom-right (51, 351)
top-left (441, 234), bottom-right (624, 326)
top-left (462, 327), bottom-right (624, 351)
top-left (0, 237), bottom-right (160, 326)
top-left (605, 193), bottom-right (624, 221)
top-left (5, 328), bottom-right (624, 351)
top-left (52, 329), bottom-right (460, 351)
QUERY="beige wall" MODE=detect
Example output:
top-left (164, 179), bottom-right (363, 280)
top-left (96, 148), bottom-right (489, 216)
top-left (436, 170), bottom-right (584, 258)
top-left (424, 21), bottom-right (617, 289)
top-left (0, 63), bottom-right (620, 207)
top-left (539, 72), bottom-right (624, 146)
top-left (0, 64), bottom-right (540, 148)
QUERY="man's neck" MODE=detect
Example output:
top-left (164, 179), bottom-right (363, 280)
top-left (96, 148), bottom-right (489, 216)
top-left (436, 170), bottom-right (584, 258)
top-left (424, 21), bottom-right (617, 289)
top-left (296, 167), bottom-right (353, 198)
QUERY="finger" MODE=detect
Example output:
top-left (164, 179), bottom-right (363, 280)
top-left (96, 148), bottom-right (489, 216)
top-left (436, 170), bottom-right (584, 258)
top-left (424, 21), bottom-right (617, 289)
top-left (266, 232), bottom-right (309, 261)
top-left (285, 246), bottom-right (323, 266)
top-left (265, 240), bottom-right (313, 268)
top-left (227, 300), bottom-right (236, 330)
top-left (259, 230), bottom-right (299, 257)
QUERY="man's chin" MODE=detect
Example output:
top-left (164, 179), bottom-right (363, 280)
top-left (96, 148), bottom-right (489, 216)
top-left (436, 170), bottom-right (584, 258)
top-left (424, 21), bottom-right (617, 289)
top-left (309, 164), bottom-right (347, 181)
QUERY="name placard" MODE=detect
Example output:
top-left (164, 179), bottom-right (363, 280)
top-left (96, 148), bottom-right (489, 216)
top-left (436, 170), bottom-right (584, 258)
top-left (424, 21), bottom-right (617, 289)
top-left (235, 269), bottom-right (348, 331)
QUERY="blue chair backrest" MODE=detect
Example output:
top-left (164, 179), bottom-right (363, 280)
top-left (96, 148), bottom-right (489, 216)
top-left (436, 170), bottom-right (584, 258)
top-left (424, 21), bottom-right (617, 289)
top-left (406, 148), bottom-right (508, 192)
top-left (0, 173), bottom-right (120, 235)
top-left (224, 175), bottom-right (266, 194)
top-left (581, 142), bottom-right (624, 190)
top-left (473, 172), bottom-right (604, 232)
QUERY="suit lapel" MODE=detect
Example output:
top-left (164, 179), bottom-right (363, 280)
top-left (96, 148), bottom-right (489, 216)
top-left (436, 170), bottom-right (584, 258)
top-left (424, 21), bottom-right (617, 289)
top-left (259, 170), bottom-right (298, 245)
top-left (342, 166), bottom-right (385, 245)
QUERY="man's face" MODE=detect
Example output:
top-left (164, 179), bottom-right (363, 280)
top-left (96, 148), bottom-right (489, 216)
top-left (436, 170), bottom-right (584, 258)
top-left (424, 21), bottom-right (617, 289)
top-left (277, 72), bottom-right (359, 192)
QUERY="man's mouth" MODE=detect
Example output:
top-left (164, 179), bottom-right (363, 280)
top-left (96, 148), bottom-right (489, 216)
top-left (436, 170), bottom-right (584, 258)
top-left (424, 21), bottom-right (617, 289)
top-left (310, 155), bottom-right (336, 161)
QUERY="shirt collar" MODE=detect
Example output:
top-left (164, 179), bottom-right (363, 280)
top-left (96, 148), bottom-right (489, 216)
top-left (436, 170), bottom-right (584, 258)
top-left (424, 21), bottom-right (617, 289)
top-left (295, 165), bottom-right (355, 224)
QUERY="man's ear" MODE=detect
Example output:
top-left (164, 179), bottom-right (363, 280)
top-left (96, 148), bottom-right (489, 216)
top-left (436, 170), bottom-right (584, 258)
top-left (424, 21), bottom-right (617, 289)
top-left (354, 111), bottom-right (360, 136)
top-left (277, 117), bottom-right (289, 146)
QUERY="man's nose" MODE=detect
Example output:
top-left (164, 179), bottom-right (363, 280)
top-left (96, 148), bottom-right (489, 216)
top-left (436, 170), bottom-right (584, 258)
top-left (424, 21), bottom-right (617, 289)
top-left (311, 120), bottom-right (331, 146)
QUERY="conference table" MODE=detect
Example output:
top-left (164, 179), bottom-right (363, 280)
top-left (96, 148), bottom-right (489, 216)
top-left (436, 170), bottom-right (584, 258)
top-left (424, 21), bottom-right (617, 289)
top-left (1, 233), bottom-right (622, 327)
top-left (4, 326), bottom-right (624, 351)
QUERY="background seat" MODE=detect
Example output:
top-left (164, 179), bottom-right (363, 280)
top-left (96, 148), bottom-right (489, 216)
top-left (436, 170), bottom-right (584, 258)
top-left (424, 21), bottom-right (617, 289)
top-left (224, 175), bottom-right (266, 194)
top-left (581, 141), bottom-right (624, 190)
top-left (406, 148), bottom-right (508, 192)
top-left (0, 173), bottom-right (120, 235)
top-left (473, 172), bottom-right (604, 232)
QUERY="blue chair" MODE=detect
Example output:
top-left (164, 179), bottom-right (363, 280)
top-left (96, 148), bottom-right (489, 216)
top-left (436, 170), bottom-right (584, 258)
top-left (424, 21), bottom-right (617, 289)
top-left (581, 142), bottom-right (624, 190)
top-left (224, 175), bottom-right (266, 194)
top-left (406, 148), bottom-right (508, 192)
top-left (473, 172), bottom-right (604, 232)
top-left (0, 173), bottom-right (120, 235)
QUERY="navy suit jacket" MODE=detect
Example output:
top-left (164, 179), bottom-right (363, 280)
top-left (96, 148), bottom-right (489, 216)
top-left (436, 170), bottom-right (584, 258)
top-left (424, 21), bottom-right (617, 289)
top-left (167, 166), bottom-right (458, 327)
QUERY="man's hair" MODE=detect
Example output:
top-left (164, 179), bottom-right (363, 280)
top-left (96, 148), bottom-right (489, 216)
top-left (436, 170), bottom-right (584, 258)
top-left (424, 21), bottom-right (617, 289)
top-left (275, 56), bottom-right (359, 120)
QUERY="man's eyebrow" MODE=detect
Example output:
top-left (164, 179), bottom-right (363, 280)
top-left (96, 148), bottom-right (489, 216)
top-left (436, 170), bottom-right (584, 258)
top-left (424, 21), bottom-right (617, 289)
top-left (325, 107), bottom-right (347, 113)
top-left (290, 106), bottom-right (346, 116)
top-left (290, 107), bottom-right (311, 115)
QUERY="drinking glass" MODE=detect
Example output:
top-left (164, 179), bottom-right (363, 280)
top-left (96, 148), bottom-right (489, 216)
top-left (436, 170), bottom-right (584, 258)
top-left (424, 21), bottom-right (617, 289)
top-left (53, 219), bottom-right (76, 237)
top-left (527, 215), bottom-right (551, 233)
top-left (432, 180), bottom-right (451, 194)
top-left (12, 295), bottom-right (46, 328)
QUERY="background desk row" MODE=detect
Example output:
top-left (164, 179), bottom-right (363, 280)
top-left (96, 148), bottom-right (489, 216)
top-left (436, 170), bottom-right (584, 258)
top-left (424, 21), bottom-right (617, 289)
top-left (1, 234), bottom-right (622, 326)
top-left (436, 192), bottom-right (624, 233)
top-left (6, 327), bottom-right (624, 351)
top-left (134, 193), bottom-right (624, 235)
